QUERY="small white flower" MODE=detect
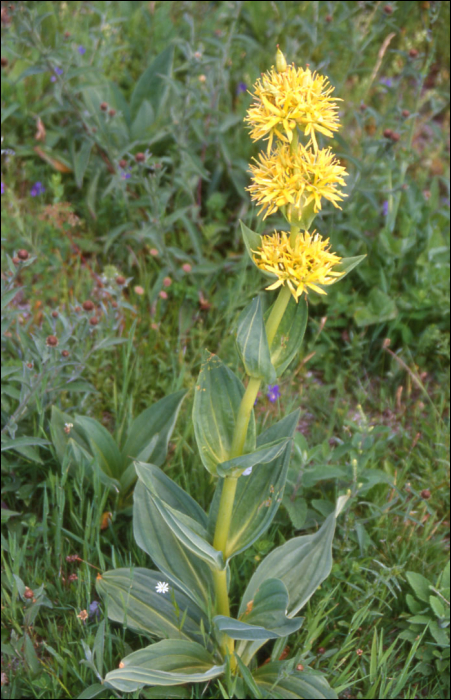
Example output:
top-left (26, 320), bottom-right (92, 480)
top-left (242, 467), bottom-right (253, 476)
top-left (155, 581), bottom-right (169, 594)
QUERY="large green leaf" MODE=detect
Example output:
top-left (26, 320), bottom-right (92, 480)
top-left (209, 411), bottom-right (300, 560)
top-left (104, 640), bottom-right (224, 693)
top-left (217, 438), bottom-right (291, 478)
top-left (96, 568), bottom-right (209, 645)
top-left (265, 297), bottom-right (308, 377)
top-left (130, 46), bottom-right (174, 121)
top-left (236, 296), bottom-right (276, 383)
top-left (239, 495), bottom-right (349, 618)
top-left (120, 390), bottom-right (186, 492)
top-left (214, 579), bottom-right (303, 641)
top-left (74, 416), bottom-right (123, 480)
top-left (193, 352), bottom-right (256, 475)
top-left (134, 480), bottom-right (213, 610)
top-left (252, 662), bottom-right (338, 699)
top-left (135, 463), bottom-right (224, 572)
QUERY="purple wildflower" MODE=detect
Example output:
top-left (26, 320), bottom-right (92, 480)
top-left (55, 67), bottom-right (64, 75)
top-left (1, 182), bottom-right (4, 195)
top-left (78, 46), bottom-right (86, 55)
top-left (51, 76), bottom-right (57, 83)
top-left (89, 601), bottom-right (100, 619)
top-left (30, 182), bottom-right (45, 197)
top-left (380, 77), bottom-right (393, 88)
top-left (236, 81), bottom-right (247, 95)
top-left (382, 200), bottom-right (389, 217)
top-left (120, 169), bottom-right (132, 180)
top-left (267, 385), bottom-right (281, 403)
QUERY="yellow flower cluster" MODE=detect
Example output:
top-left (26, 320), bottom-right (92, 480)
top-left (248, 142), bottom-right (347, 221)
top-left (252, 230), bottom-right (343, 301)
top-left (245, 48), bottom-right (347, 223)
top-left (245, 64), bottom-right (341, 154)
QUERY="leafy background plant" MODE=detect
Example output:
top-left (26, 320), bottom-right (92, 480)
top-left (1, 1), bottom-right (449, 698)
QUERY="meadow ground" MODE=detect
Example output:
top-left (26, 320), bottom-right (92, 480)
top-left (1, 2), bottom-right (450, 698)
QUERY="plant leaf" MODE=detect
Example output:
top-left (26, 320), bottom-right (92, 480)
top-left (74, 417), bottom-right (123, 480)
top-left (104, 640), bottom-right (225, 693)
top-left (135, 463), bottom-right (224, 571)
top-left (253, 662), bottom-right (338, 699)
top-left (133, 479), bottom-right (213, 610)
top-left (209, 411), bottom-right (300, 560)
top-left (236, 296), bottom-right (276, 383)
top-left (240, 221), bottom-right (274, 279)
top-left (214, 579), bottom-right (303, 641)
top-left (217, 438), bottom-right (291, 478)
top-left (239, 495), bottom-right (349, 618)
top-left (120, 390), bottom-right (186, 489)
top-left (96, 567), bottom-right (209, 645)
top-left (265, 297), bottom-right (308, 377)
top-left (327, 255), bottom-right (366, 285)
top-left (406, 571), bottom-right (432, 604)
top-left (130, 46), bottom-right (174, 121)
top-left (193, 351), bottom-right (256, 475)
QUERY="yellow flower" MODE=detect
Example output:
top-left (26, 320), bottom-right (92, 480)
top-left (247, 142), bottom-right (347, 220)
top-left (245, 64), bottom-right (341, 153)
top-left (252, 230), bottom-right (343, 301)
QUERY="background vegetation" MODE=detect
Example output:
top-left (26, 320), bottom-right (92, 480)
top-left (1, 1), bottom-right (449, 698)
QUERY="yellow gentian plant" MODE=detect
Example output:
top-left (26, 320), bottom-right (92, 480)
top-left (96, 49), bottom-right (365, 699)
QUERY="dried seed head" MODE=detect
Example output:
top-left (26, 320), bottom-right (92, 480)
top-left (135, 152), bottom-right (146, 162)
top-left (89, 317), bottom-right (99, 326)
top-left (116, 275), bottom-right (126, 285)
top-left (17, 249), bottom-right (29, 261)
top-left (356, 648), bottom-right (364, 656)
top-left (82, 300), bottom-right (95, 312)
top-left (46, 335), bottom-right (59, 347)
top-left (68, 573), bottom-right (78, 582)
top-left (100, 102), bottom-right (108, 111)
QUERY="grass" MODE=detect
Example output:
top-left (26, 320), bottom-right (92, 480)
top-left (1, 1), bottom-right (450, 698)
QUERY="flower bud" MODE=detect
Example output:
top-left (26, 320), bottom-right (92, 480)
top-left (384, 5), bottom-right (393, 14)
top-left (109, 109), bottom-right (116, 117)
top-left (116, 276), bottom-right (126, 285)
top-left (17, 249), bottom-right (29, 260)
top-left (61, 350), bottom-right (70, 358)
top-left (135, 152), bottom-right (146, 163)
top-left (182, 263), bottom-right (192, 273)
top-left (82, 300), bottom-right (95, 311)
top-left (46, 335), bottom-right (59, 347)
top-left (402, 109), bottom-right (410, 117)
top-left (150, 248), bottom-right (159, 257)
top-left (159, 290), bottom-right (168, 300)
top-left (163, 276), bottom-right (172, 288)
top-left (1, 57), bottom-right (8, 67)
top-left (24, 587), bottom-right (34, 599)
top-left (421, 489), bottom-right (431, 500)
top-left (409, 48), bottom-right (419, 58)
top-left (100, 102), bottom-right (108, 111)
top-left (276, 46), bottom-right (287, 73)
top-left (89, 317), bottom-right (99, 326)
top-left (119, 159), bottom-right (127, 168)
top-left (12, 257), bottom-right (20, 265)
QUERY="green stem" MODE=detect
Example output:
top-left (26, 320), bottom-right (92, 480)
top-left (212, 224), bottom-right (297, 666)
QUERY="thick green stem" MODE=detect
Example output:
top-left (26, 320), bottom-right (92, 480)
top-left (212, 224), bottom-right (297, 667)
